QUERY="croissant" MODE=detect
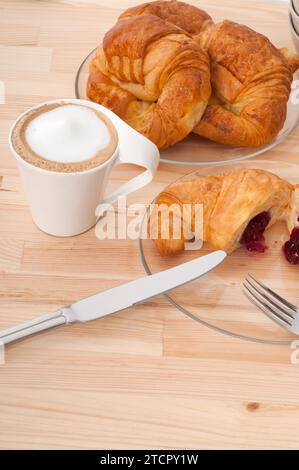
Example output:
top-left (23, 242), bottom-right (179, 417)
top-left (88, 0), bottom-right (299, 148)
top-left (118, 0), bottom-right (213, 38)
top-left (148, 169), bottom-right (299, 256)
top-left (194, 20), bottom-right (299, 147)
top-left (87, 8), bottom-right (211, 148)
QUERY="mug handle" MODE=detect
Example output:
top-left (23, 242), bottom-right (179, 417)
top-left (96, 112), bottom-right (160, 218)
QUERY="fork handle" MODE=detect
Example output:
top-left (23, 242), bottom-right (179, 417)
top-left (0, 309), bottom-right (72, 345)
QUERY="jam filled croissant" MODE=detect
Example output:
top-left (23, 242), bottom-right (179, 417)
top-left (87, 7), bottom-right (211, 148)
top-left (148, 169), bottom-right (299, 259)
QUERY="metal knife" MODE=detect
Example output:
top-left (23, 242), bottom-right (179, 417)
top-left (0, 250), bottom-right (226, 345)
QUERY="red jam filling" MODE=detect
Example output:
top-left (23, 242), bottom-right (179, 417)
top-left (283, 227), bottom-right (299, 265)
top-left (240, 211), bottom-right (271, 253)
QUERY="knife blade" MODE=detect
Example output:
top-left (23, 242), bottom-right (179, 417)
top-left (70, 250), bottom-right (226, 322)
top-left (0, 250), bottom-right (226, 345)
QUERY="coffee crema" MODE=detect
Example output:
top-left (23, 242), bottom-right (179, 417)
top-left (11, 102), bottom-right (118, 172)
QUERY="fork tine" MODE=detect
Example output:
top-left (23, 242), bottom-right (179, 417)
top-left (245, 277), bottom-right (295, 320)
top-left (244, 281), bottom-right (293, 326)
top-left (247, 274), bottom-right (297, 313)
top-left (243, 286), bottom-right (292, 331)
top-left (243, 283), bottom-right (292, 326)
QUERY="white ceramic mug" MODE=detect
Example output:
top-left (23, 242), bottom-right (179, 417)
top-left (290, 0), bottom-right (299, 35)
top-left (9, 99), bottom-right (160, 236)
top-left (293, 0), bottom-right (299, 15)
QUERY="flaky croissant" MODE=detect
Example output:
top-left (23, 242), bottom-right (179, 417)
top-left (148, 169), bottom-right (298, 255)
top-left (87, 8), bottom-right (211, 148)
top-left (118, 0), bottom-right (213, 38)
top-left (194, 20), bottom-right (299, 147)
top-left (88, 0), bottom-right (299, 148)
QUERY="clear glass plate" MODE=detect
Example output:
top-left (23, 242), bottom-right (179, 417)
top-left (138, 160), bottom-right (299, 345)
top-left (75, 49), bottom-right (299, 167)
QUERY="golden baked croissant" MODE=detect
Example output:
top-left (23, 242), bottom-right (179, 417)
top-left (88, 0), bottom-right (299, 148)
top-left (194, 20), bottom-right (299, 147)
top-left (118, 0), bottom-right (213, 38)
top-left (122, 1), bottom-right (299, 147)
top-left (87, 8), bottom-right (211, 148)
top-left (148, 169), bottom-right (299, 256)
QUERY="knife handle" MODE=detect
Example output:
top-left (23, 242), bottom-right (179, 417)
top-left (0, 308), bottom-right (73, 345)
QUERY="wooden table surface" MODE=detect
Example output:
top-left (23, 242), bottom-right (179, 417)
top-left (1, 0), bottom-right (299, 450)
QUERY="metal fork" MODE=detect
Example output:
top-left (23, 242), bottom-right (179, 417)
top-left (243, 275), bottom-right (299, 335)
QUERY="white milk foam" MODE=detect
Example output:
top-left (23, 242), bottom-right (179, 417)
top-left (25, 104), bottom-right (111, 163)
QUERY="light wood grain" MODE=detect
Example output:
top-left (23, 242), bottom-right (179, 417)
top-left (1, 0), bottom-right (299, 450)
